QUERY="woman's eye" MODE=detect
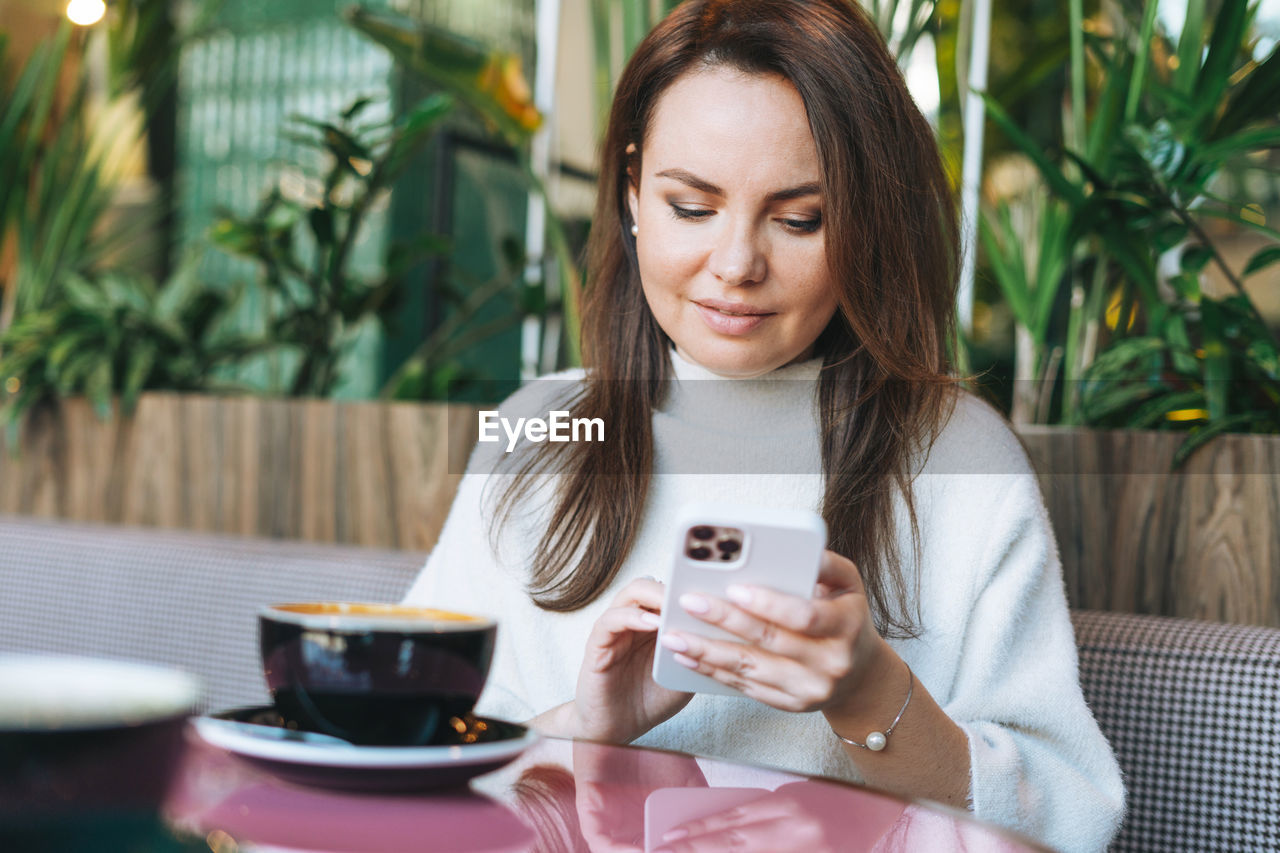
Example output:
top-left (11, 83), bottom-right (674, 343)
top-left (669, 204), bottom-right (712, 221)
top-left (780, 217), bottom-right (821, 234)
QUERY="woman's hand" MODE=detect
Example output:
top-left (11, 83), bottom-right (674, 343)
top-left (651, 551), bottom-right (971, 809)
top-left (573, 577), bottom-right (693, 743)
top-left (657, 550), bottom-right (889, 717)
top-left (573, 740), bottom-right (707, 853)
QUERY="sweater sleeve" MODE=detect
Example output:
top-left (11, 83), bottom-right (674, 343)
top-left (941, 472), bottom-right (1125, 853)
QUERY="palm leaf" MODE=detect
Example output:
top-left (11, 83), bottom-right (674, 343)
top-left (1124, 0), bottom-right (1161, 123)
top-left (1172, 0), bottom-right (1206, 96)
top-left (1192, 0), bottom-right (1248, 130)
top-left (982, 94), bottom-right (1086, 206)
top-left (1212, 40), bottom-right (1280, 139)
top-left (1173, 412), bottom-right (1262, 468)
top-left (978, 206), bottom-right (1032, 329)
top-left (1199, 125), bottom-right (1280, 163)
top-left (1243, 245), bottom-right (1280, 277)
top-left (1081, 382), bottom-right (1163, 423)
top-left (1131, 389), bottom-right (1206, 429)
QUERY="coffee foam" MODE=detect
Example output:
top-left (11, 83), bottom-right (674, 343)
top-left (0, 655), bottom-right (201, 730)
top-left (264, 602), bottom-right (494, 631)
top-left (274, 602), bottom-right (480, 620)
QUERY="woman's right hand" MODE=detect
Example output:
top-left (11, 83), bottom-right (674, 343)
top-left (572, 577), bottom-right (692, 743)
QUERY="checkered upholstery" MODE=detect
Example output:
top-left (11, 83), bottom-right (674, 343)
top-left (0, 515), bottom-right (426, 713)
top-left (1072, 609), bottom-right (1280, 852)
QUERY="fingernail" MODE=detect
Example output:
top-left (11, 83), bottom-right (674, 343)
top-left (662, 828), bottom-right (690, 842)
top-left (679, 593), bottom-right (710, 614)
top-left (660, 633), bottom-right (688, 652)
top-left (726, 584), bottom-right (753, 606)
top-left (673, 652), bottom-right (698, 669)
top-left (640, 611), bottom-right (662, 628)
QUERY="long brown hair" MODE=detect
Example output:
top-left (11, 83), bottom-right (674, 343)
top-left (494, 0), bottom-right (960, 637)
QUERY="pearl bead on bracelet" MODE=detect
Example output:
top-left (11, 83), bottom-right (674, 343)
top-left (831, 665), bottom-right (913, 752)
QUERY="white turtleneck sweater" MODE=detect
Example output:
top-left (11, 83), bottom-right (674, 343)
top-left (404, 350), bottom-right (1124, 853)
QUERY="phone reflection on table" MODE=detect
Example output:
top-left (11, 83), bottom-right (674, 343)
top-left (643, 781), bottom-right (907, 853)
top-left (498, 740), bottom-right (1030, 853)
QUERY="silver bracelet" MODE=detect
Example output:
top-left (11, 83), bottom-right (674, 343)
top-left (831, 665), bottom-right (913, 752)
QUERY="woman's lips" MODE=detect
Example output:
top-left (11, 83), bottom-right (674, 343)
top-left (693, 301), bottom-right (774, 335)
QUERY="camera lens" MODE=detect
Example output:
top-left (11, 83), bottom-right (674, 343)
top-left (691, 526), bottom-right (714, 541)
top-left (689, 546), bottom-right (712, 560)
top-left (716, 539), bottom-right (741, 554)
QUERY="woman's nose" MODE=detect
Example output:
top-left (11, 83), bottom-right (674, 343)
top-left (707, 218), bottom-right (766, 286)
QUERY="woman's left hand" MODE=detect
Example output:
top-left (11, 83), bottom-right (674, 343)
top-left (658, 550), bottom-right (889, 715)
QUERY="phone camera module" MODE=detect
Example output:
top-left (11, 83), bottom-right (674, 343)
top-left (685, 524), bottom-right (745, 563)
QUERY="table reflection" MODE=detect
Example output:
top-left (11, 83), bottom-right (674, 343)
top-left (166, 729), bottom-right (1043, 852)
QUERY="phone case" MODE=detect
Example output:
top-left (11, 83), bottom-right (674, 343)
top-left (652, 503), bottom-right (826, 696)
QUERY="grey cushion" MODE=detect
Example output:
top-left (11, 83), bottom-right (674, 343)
top-left (0, 515), bottom-right (425, 712)
top-left (1072, 609), bottom-right (1280, 852)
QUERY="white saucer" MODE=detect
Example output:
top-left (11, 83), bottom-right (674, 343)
top-left (194, 707), bottom-right (538, 791)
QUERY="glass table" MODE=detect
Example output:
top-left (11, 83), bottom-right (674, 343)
top-left (161, 728), bottom-right (1049, 852)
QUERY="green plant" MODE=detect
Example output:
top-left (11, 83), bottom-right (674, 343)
top-left (0, 5), bottom-right (293, 434)
top-left (382, 234), bottom-right (538, 400)
top-left (0, 28), bottom-right (67, 319)
top-left (979, 177), bottom-right (1075, 422)
top-left (0, 262), bottom-right (269, 432)
top-left (1076, 293), bottom-right (1279, 464)
top-left (980, 0), bottom-right (1280, 461)
top-left (209, 93), bottom-right (526, 397)
top-left (0, 24), bottom-right (124, 329)
top-left (345, 6), bottom-right (582, 365)
top-left (1, 5), bottom-right (218, 334)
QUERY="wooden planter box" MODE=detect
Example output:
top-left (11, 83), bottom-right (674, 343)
top-left (0, 394), bottom-right (481, 551)
top-left (1018, 426), bottom-right (1280, 628)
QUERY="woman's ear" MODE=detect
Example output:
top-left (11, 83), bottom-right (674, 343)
top-left (625, 142), bottom-right (640, 227)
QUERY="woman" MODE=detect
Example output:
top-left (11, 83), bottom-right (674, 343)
top-left (405, 0), bottom-right (1124, 849)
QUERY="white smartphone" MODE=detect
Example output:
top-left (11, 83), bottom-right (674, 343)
top-left (652, 503), bottom-right (827, 696)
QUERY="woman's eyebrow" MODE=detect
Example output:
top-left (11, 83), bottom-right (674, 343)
top-left (654, 168), bottom-right (820, 204)
top-left (655, 168), bottom-right (723, 195)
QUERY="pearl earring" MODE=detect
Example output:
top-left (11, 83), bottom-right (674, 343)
top-left (630, 223), bottom-right (639, 236)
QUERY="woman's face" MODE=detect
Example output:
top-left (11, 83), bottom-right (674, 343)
top-left (627, 67), bottom-right (839, 378)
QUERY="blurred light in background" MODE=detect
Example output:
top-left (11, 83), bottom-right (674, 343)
top-left (1256, 0), bottom-right (1280, 57)
top-left (66, 0), bottom-right (106, 27)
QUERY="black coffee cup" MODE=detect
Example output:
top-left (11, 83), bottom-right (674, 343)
top-left (0, 655), bottom-right (199, 843)
top-left (258, 602), bottom-right (497, 746)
